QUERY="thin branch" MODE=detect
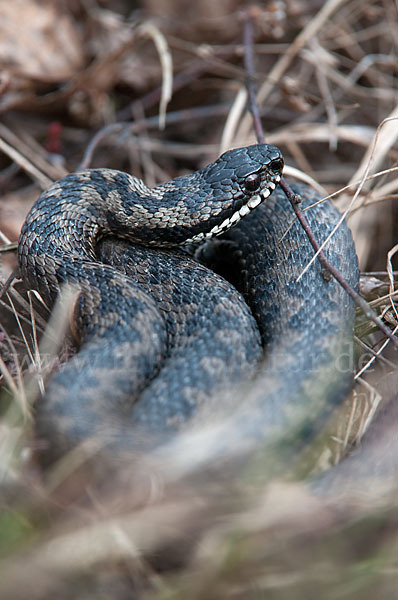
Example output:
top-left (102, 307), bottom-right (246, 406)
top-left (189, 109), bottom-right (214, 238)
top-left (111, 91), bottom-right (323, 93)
top-left (242, 9), bottom-right (398, 350)
top-left (81, 103), bottom-right (276, 170)
top-left (237, 0), bottom-right (349, 142)
top-left (0, 136), bottom-right (53, 189)
top-left (279, 179), bottom-right (398, 348)
top-left (0, 268), bottom-right (18, 301)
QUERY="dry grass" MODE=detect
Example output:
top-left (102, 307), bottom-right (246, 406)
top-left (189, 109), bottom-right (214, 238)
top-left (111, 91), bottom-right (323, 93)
top-left (0, 0), bottom-right (398, 598)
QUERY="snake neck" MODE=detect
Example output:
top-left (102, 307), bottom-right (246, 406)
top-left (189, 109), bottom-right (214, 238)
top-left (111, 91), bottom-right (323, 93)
top-left (18, 144), bottom-right (283, 299)
top-left (19, 145), bottom-right (283, 260)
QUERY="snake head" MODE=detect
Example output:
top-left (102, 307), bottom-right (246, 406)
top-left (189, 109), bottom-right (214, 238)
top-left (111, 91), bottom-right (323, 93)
top-left (184, 144), bottom-right (284, 243)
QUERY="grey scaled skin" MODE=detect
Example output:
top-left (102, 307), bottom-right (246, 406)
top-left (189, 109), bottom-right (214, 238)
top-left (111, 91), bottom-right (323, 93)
top-left (193, 182), bottom-right (359, 466)
top-left (18, 144), bottom-right (284, 462)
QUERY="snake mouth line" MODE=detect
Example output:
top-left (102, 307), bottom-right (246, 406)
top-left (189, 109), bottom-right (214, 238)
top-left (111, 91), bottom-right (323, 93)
top-left (185, 174), bottom-right (281, 244)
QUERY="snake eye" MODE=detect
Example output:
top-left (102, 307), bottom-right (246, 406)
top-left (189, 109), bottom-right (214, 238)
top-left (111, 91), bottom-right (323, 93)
top-left (244, 173), bottom-right (261, 192)
top-left (270, 157), bottom-right (284, 173)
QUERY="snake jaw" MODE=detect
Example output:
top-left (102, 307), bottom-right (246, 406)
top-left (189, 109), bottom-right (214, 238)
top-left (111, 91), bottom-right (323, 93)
top-left (184, 172), bottom-right (281, 244)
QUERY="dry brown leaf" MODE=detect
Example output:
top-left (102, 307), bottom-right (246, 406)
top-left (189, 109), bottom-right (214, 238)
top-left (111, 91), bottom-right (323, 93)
top-left (0, 188), bottom-right (38, 241)
top-left (0, 0), bottom-right (84, 81)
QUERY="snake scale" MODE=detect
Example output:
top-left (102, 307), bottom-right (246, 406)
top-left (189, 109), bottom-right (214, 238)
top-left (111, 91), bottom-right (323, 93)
top-left (18, 144), bottom-right (359, 465)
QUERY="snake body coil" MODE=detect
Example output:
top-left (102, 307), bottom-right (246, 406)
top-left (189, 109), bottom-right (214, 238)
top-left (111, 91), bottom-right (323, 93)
top-left (18, 144), bottom-right (358, 463)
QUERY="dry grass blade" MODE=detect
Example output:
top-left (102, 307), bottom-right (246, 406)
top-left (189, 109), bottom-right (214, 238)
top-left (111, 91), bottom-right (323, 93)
top-left (0, 123), bottom-right (68, 181)
top-left (0, 355), bottom-right (19, 399)
top-left (139, 23), bottom-right (173, 130)
top-left (220, 85), bottom-right (247, 152)
top-left (0, 136), bottom-right (52, 189)
top-left (28, 291), bottom-right (44, 395)
top-left (297, 117), bottom-right (398, 279)
top-left (0, 230), bottom-right (12, 245)
top-left (350, 112), bottom-right (398, 185)
top-left (0, 241), bottom-right (18, 252)
top-left (6, 293), bottom-right (33, 412)
top-left (4, 286), bottom-right (48, 331)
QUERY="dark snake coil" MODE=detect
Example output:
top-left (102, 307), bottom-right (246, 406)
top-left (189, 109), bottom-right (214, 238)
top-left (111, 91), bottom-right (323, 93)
top-left (18, 144), bottom-right (358, 465)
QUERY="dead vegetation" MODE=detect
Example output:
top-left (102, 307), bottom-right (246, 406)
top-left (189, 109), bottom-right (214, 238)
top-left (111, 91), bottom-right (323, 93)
top-left (0, 0), bottom-right (397, 598)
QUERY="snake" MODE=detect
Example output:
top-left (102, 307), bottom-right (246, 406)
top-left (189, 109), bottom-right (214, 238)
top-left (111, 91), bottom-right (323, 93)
top-left (17, 143), bottom-right (358, 466)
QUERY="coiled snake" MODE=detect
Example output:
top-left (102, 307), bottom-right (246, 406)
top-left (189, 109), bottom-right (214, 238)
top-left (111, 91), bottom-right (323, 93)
top-left (18, 144), bottom-right (358, 464)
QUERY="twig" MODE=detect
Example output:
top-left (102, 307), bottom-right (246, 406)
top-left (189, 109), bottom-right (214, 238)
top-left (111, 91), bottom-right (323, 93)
top-left (237, 0), bottom-right (349, 142)
top-left (0, 136), bottom-right (52, 189)
top-left (116, 42), bottom-right (242, 123)
top-left (80, 104), bottom-right (260, 170)
top-left (242, 9), bottom-right (398, 350)
top-left (279, 179), bottom-right (398, 348)
top-left (0, 268), bottom-right (18, 301)
top-left (80, 108), bottom-right (221, 169)
top-left (79, 123), bottom-right (127, 170)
